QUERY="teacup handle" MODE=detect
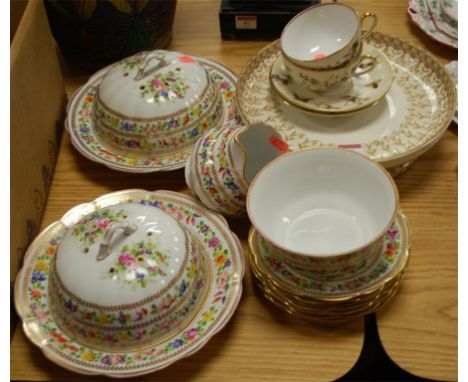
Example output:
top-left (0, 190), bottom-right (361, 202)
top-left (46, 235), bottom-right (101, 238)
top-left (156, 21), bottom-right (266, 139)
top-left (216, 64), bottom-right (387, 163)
top-left (360, 12), bottom-right (378, 39)
top-left (352, 54), bottom-right (377, 76)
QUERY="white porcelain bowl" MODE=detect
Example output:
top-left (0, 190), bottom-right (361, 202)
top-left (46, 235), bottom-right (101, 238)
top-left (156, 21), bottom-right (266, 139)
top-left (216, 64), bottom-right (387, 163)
top-left (93, 50), bottom-right (224, 157)
top-left (247, 149), bottom-right (398, 275)
top-left (49, 202), bottom-right (206, 352)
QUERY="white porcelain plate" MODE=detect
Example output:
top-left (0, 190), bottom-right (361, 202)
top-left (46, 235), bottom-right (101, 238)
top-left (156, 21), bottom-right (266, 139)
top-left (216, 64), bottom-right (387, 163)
top-left (14, 190), bottom-right (244, 378)
top-left (237, 32), bottom-right (456, 171)
top-left (66, 57), bottom-right (239, 173)
top-left (250, 210), bottom-right (410, 299)
top-left (408, 0), bottom-right (457, 48)
top-left (270, 44), bottom-right (394, 116)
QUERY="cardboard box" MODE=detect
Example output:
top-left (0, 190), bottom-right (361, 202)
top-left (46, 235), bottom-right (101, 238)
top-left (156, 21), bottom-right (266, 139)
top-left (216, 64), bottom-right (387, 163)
top-left (10, 0), bottom-right (67, 282)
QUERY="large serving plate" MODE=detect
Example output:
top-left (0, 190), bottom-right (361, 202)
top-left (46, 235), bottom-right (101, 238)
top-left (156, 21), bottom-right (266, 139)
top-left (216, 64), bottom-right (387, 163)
top-left (66, 57), bottom-right (238, 173)
top-left (236, 32), bottom-right (456, 173)
top-left (408, 0), bottom-right (457, 49)
top-left (14, 190), bottom-right (245, 378)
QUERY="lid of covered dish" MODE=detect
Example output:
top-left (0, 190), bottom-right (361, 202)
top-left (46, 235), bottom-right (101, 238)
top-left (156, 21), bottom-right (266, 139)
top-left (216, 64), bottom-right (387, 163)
top-left (96, 50), bottom-right (210, 119)
top-left (55, 202), bottom-right (189, 305)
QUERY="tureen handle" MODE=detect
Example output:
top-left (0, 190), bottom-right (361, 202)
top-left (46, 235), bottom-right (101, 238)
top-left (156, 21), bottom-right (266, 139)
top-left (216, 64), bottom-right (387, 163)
top-left (134, 52), bottom-right (169, 81)
top-left (96, 222), bottom-right (138, 261)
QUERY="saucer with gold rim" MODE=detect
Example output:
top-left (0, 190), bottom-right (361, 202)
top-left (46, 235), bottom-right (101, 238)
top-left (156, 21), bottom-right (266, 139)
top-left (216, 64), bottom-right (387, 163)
top-left (270, 44), bottom-right (394, 117)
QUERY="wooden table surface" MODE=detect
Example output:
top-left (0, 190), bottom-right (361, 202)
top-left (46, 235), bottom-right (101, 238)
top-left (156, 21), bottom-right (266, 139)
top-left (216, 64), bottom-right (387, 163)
top-left (10, 0), bottom-right (458, 380)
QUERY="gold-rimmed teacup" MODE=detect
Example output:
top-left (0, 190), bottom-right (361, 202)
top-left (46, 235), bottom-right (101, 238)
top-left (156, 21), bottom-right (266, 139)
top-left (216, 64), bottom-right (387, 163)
top-left (280, 3), bottom-right (377, 70)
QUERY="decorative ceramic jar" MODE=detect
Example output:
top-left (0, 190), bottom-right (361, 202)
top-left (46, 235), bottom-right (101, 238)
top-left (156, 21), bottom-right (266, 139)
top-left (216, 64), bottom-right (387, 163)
top-left (247, 149), bottom-right (399, 279)
top-left (185, 121), bottom-right (289, 217)
top-left (93, 50), bottom-right (224, 157)
top-left (48, 201), bottom-right (207, 352)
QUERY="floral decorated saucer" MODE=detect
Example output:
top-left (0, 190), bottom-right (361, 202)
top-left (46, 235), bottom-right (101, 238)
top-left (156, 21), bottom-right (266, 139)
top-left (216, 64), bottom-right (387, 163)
top-left (270, 44), bottom-right (394, 116)
top-left (248, 209), bottom-right (410, 300)
top-left (14, 190), bottom-right (244, 377)
top-left (237, 32), bottom-right (456, 173)
top-left (408, 0), bottom-right (457, 49)
top-left (66, 55), bottom-right (238, 173)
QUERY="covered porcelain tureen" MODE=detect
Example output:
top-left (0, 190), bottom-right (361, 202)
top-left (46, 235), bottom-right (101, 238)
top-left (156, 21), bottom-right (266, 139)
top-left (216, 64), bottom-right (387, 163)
top-left (15, 190), bottom-right (244, 377)
top-left (49, 201), bottom-right (207, 352)
top-left (92, 50), bottom-right (224, 157)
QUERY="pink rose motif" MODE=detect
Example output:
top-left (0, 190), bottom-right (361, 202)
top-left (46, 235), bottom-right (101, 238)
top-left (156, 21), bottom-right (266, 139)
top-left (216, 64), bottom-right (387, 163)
top-left (81, 107), bottom-right (91, 119)
top-left (208, 236), bottom-right (220, 248)
top-left (217, 271), bottom-right (229, 289)
top-left (98, 218), bottom-right (110, 229)
top-left (186, 327), bottom-right (198, 340)
top-left (112, 355), bottom-right (126, 364)
top-left (119, 253), bottom-right (136, 268)
top-left (36, 309), bottom-right (49, 324)
top-left (151, 79), bottom-right (164, 89)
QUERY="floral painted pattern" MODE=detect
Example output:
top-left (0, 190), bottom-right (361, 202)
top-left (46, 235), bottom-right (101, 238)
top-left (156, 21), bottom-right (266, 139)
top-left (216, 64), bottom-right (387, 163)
top-left (95, 101), bottom-right (223, 155)
top-left (18, 192), bottom-right (242, 373)
top-left (93, 84), bottom-right (218, 135)
top-left (50, 238), bottom-right (201, 330)
top-left (68, 58), bottom-right (238, 172)
top-left (140, 70), bottom-right (189, 103)
top-left (106, 240), bottom-right (170, 288)
top-left (71, 208), bottom-right (127, 252)
top-left (51, 272), bottom-right (205, 348)
top-left (215, 126), bottom-right (248, 204)
top-left (192, 124), bottom-right (247, 216)
top-left (256, 219), bottom-right (404, 296)
top-left (119, 52), bottom-right (147, 74)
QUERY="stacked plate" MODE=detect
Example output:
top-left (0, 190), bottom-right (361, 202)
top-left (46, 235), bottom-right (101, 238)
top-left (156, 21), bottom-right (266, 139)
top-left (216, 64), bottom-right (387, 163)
top-left (248, 211), bottom-right (411, 323)
top-left (408, 0), bottom-right (457, 49)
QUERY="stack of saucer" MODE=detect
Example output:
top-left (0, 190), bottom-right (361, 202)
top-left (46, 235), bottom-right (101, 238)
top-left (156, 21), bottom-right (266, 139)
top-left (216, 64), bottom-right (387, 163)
top-left (246, 149), bottom-right (411, 323)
